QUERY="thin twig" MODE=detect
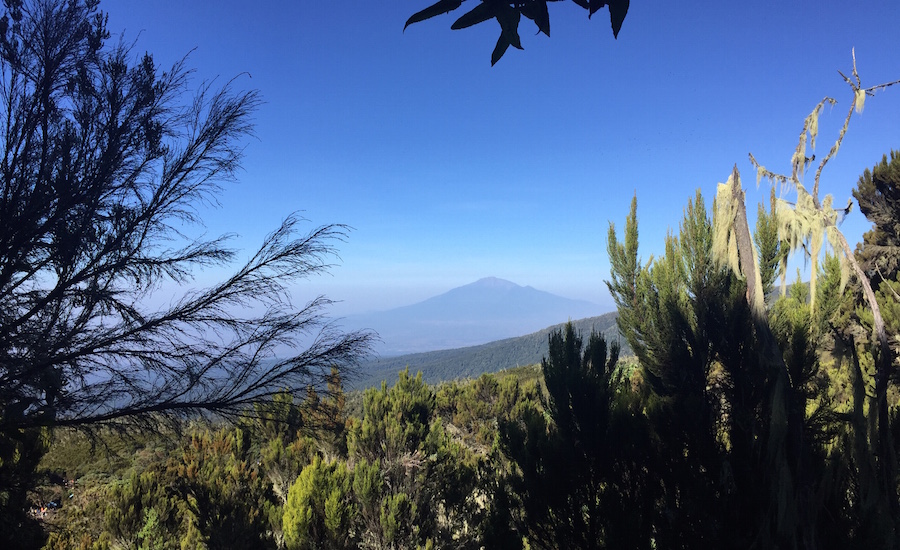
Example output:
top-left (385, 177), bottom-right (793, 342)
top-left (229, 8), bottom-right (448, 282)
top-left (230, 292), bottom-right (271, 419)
top-left (816, 51), bottom-right (900, 200)
top-left (876, 266), bottom-right (900, 302)
top-left (813, 101), bottom-right (854, 201)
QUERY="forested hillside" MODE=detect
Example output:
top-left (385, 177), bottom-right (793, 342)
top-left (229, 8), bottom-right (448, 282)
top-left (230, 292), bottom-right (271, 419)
top-left (351, 312), bottom-right (624, 389)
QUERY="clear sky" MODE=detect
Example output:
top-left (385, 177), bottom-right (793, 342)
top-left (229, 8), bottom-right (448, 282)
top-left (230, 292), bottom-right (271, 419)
top-left (101, 1), bottom-right (900, 316)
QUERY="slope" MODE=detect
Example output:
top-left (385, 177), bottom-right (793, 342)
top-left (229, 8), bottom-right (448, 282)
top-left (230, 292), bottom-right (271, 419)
top-left (349, 312), bottom-right (626, 390)
top-left (346, 277), bottom-right (605, 355)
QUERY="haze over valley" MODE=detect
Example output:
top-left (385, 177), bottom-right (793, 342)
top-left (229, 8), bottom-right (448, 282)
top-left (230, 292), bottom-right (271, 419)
top-left (343, 277), bottom-right (607, 355)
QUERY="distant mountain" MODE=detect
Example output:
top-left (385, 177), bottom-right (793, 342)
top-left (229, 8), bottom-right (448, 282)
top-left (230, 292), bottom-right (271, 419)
top-left (344, 277), bottom-right (606, 355)
top-left (349, 312), bottom-right (627, 390)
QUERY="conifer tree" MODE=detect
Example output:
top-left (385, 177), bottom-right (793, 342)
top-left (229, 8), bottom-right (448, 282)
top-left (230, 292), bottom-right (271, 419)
top-left (500, 323), bottom-right (654, 549)
top-left (755, 187), bottom-right (787, 297)
top-left (607, 191), bottom-right (843, 548)
top-left (744, 58), bottom-right (900, 545)
top-left (283, 456), bottom-right (355, 550)
top-left (0, 0), bottom-right (371, 537)
top-left (854, 150), bottom-right (900, 288)
top-left (0, 0), bottom-right (371, 431)
top-left (346, 369), bottom-right (480, 549)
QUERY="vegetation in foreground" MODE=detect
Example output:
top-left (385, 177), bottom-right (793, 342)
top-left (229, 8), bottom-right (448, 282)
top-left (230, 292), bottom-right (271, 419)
top-left (2, 0), bottom-right (900, 548)
top-left (18, 164), bottom-right (900, 547)
top-left (13, 82), bottom-right (900, 550)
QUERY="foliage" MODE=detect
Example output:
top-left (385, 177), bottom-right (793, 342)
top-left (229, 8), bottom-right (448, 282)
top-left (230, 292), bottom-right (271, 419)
top-left (0, 427), bottom-right (49, 547)
top-left (26, 265), bottom-right (900, 549)
top-left (755, 187), bottom-right (788, 297)
top-left (39, 424), bottom-right (280, 550)
top-left (8, 8), bottom-right (898, 544)
top-left (499, 322), bottom-right (652, 549)
top-left (854, 150), bottom-right (900, 287)
top-left (250, 392), bottom-right (306, 445)
top-left (346, 368), bottom-right (481, 549)
top-left (405, 0), bottom-right (630, 65)
top-left (349, 370), bottom-right (434, 465)
top-left (0, 0), bottom-right (371, 432)
top-left (283, 456), bottom-right (354, 550)
top-left (610, 193), bottom-right (736, 546)
top-left (842, 150), bottom-right (900, 543)
top-left (606, 195), bottom-right (642, 356)
top-left (743, 58), bottom-right (900, 545)
top-left (0, 0), bottom-right (370, 536)
top-left (168, 428), bottom-right (277, 549)
top-left (606, 190), bottom-right (869, 548)
top-left (104, 468), bottom-right (184, 549)
top-left (435, 370), bottom-right (539, 451)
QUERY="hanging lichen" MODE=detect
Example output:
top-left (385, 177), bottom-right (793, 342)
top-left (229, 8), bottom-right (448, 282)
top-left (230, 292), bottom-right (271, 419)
top-left (854, 87), bottom-right (866, 113)
top-left (771, 182), bottom-right (849, 310)
top-left (713, 179), bottom-right (741, 276)
top-left (746, 91), bottom-right (857, 313)
top-left (713, 170), bottom-right (765, 316)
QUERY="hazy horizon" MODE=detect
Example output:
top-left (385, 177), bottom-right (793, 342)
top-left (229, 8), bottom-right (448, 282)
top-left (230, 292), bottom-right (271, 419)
top-left (102, 1), bottom-right (900, 318)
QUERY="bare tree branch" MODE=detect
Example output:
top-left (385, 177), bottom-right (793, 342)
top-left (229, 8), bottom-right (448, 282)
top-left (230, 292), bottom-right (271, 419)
top-left (0, 0), bottom-right (373, 439)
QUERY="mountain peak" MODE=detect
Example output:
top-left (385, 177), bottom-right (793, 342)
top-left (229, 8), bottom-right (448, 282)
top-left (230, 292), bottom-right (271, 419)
top-left (470, 277), bottom-right (520, 289)
top-left (346, 277), bottom-right (605, 355)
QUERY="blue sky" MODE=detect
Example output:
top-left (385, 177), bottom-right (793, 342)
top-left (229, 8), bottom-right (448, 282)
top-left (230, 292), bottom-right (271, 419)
top-left (103, 1), bottom-right (900, 315)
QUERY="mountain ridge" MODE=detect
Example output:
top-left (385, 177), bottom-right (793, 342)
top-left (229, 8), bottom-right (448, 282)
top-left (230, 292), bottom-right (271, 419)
top-left (344, 277), bottom-right (606, 355)
top-left (349, 312), bottom-right (626, 390)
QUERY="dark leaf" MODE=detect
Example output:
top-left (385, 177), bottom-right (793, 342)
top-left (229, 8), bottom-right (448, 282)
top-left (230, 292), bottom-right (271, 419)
top-left (404, 0), bottom-right (464, 30)
top-left (588, 0), bottom-right (606, 18)
top-left (497, 6), bottom-right (523, 50)
top-left (491, 33), bottom-right (511, 66)
top-left (609, 0), bottom-right (629, 38)
top-left (451, 1), bottom-right (497, 30)
top-left (520, 0), bottom-right (550, 37)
